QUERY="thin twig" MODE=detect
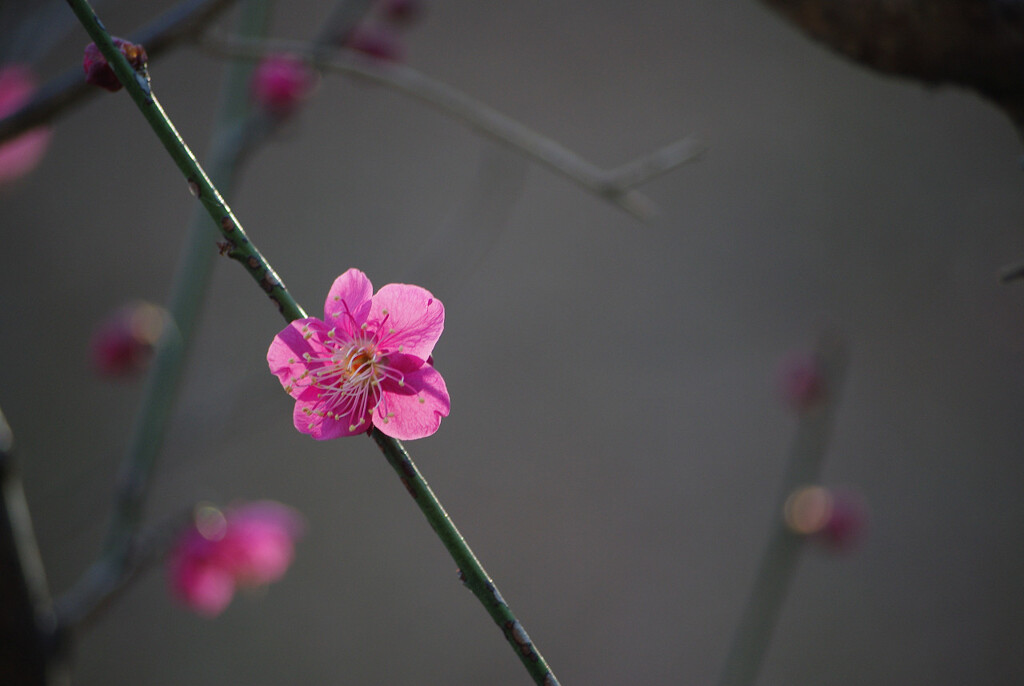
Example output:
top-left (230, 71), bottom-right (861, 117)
top-left (199, 34), bottom-right (707, 220)
top-left (715, 333), bottom-right (849, 686)
top-left (0, 0), bottom-right (239, 146)
top-left (0, 407), bottom-right (65, 685)
top-left (55, 509), bottom-right (192, 631)
top-left (65, 4), bottom-right (562, 684)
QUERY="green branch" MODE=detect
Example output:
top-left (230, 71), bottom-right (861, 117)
top-left (65, 3), bottom-right (561, 684)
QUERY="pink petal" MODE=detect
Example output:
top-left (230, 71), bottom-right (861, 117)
top-left (225, 504), bottom-right (303, 585)
top-left (0, 65), bottom-right (51, 184)
top-left (323, 268), bottom-right (373, 334)
top-left (292, 392), bottom-right (370, 440)
top-left (0, 128), bottom-right (51, 184)
top-left (374, 364), bottom-right (450, 439)
top-left (169, 542), bottom-right (237, 618)
top-left (369, 283), bottom-right (444, 361)
top-left (267, 318), bottom-right (329, 397)
top-left (178, 566), bottom-right (236, 617)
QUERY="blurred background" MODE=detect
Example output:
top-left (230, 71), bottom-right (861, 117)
top-left (2, 0), bottom-right (1024, 684)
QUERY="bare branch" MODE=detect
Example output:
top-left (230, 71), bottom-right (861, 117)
top-left (199, 34), bottom-right (706, 220)
top-left (0, 0), bottom-right (239, 145)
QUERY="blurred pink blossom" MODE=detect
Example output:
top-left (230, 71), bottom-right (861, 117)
top-left (169, 502), bottom-right (304, 617)
top-left (814, 489), bottom-right (868, 552)
top-left (268, 268), bottom-right (450, 440)
top-left (90, 301), bottom-right (169, 377)
top-left (777, 351), bottom-right (825, 411)
top-left (784, 485), bottom-right (868, 554)
top-left (0, 65), bottom-right (52, 185)
top-left (250, 54), bottom-right (314, 117)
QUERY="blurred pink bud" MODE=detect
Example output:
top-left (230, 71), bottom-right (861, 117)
top-left (777, 351), bottom-right (826, 411)
top-left (0, 65), bottom-right (52, 185)
top-left (169, 501), bottom-right (304, 618)
top-left (346, 25), bottom-right (405, 62)
top-left (83, 37), bottom-right (148, 92)
top-left (815, 490), bottom-right (868, 551)
top-left (784, 486), bottom-right (867, 553)
top-left (381, 0), bottom-right (426, 26)
top-left (250, 54), bottom-right (314, 117)
top-left (90, 302), bottom-right (169, 377)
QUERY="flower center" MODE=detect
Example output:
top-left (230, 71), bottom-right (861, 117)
top-left (303, 330), bottom-right (405, 432)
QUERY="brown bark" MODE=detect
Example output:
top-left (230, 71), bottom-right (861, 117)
top-left (759, 0), bottom-right (1024, 132)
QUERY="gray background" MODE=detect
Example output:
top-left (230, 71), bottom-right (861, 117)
top-left (2, 1), bottom-right (1023, 684)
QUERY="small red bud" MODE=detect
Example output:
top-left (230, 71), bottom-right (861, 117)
top-left (784, 486), bottom-right (868, 553)
top-left (777, 351), bottom-right (826, 411)
top-left (346, 25), bottom-right (405, 62)
top-left (90, 302), bottom-right (169, 377)
top-left (381, 0), bottom-right (426, 26)
top-left (250, 55), bottom-right (314, 118)
top-left (83, 37), bottom-right (148, 92)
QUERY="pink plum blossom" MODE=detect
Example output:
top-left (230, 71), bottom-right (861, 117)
top-left (0, 65), bottom-right (52, 185)
top-left (250, 54), bottom-right (314, 118)
top-left (168, 502), bottom-right (304, 617)
top-left (267, 268), bottom-right (449, 440)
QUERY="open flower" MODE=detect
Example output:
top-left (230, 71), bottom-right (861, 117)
top-left (169, 501), bottom-right (304, 618)
top-left (267, 268), bottom-right (449, 440)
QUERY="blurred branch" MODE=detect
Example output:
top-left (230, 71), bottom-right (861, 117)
top-left (55, 509), bottom-right (191, 631)
top-left (0, 0), bottom-right (239, 145)
top-left (92, 0), bottom-right (284, 579)
top-left (199, 34), bottom-right (707, 220)
top-left (757, 0), bottom-right (1024, 135)
top-left (0, 408), bottom-right (65, 685)
top-left (716, 333), bottom-right (848, 686)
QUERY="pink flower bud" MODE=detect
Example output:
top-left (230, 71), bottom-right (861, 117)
top-left (90, 302), bottom-right (169, 377)
top-left (346, 25), bottom-right (405, 62)
top-left (83, 37), bottom-right (148, 92)
top-left (777, 351), bottom-right (826, 411)
top-left (250, 54), bottom-right (314, 118)
top-left (381, 0), bottom-right (426, 26)
top-left (784, 486), bottom-right (867, 553)
top-left (168, 501), bottom-right (304, 617)
top-left (0, 65), bottom-right (52, 185)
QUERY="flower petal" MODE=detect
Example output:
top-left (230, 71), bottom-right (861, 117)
top-left (323, 268), bottom-right (373, 335)
top-left (369, 283), bottom-right (444, 360)
top-left (267, 318), bottom-right (328, 397)
top-left (292, 393), bottom-right (371, 440)
top-left (374, 365), bottom-right (450, 439)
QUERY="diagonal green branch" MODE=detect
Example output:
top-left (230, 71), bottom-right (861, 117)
top-left (0, 0), bottom-right (239, 146)
top-left (65, 3), bottom-right (561, 684)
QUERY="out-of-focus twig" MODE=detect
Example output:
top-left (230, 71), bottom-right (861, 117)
top-left (0, 0), bottom-right (239, 145)
top-left (199, 34), bottom-right (706, 220)
top-left (716, 334), bottom-right (848, 686)
top-left (0, 408), bottom-right (65, 685)
top-left (55, 508), bottom-right (191, 631)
